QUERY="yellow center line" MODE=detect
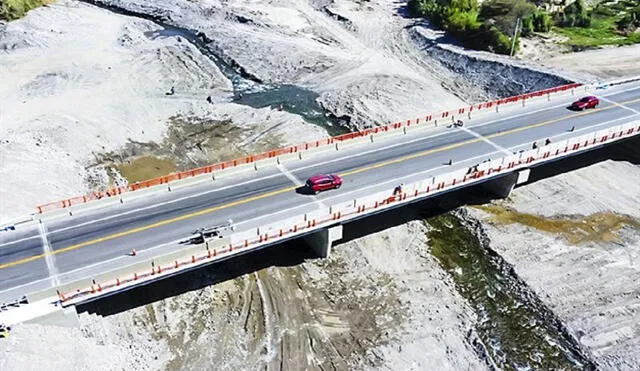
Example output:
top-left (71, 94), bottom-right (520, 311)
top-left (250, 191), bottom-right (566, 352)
top-left (2, 97), bottom-right (639, 270)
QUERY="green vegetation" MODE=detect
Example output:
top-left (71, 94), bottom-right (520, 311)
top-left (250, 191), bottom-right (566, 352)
top-left (114, 156), bottom-right (176, 183)
top-left (522, 11), bottom-right (552, 34)
top-left (476, 205), bottom-right (640, 244)
top-left (408, 0), bottom-right (536, 54)
top-left (409, 0), bottom-right (640, 53)
top-left (1, 0), bottom-right (49, 21)
top-left (554, 0), bottom-right (640, 47)
top-left (425, 213), bottom-right (590, 369)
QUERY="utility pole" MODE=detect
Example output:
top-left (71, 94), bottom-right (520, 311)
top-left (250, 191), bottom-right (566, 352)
top-left (510, 17), bottom-right (520, 57)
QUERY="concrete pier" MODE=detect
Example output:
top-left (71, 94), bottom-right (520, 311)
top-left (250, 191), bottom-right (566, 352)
top-left (304, 225), bottom-right (343, 258)
top-left (482, 169), bottom-right (530, 198)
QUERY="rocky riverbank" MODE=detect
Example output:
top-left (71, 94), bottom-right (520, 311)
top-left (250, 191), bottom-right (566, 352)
top-left (2, 0), bottom-right (640, 370)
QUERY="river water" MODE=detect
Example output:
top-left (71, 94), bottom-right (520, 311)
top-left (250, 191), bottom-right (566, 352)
top-left (144, 25), bottom-right (349, 136)
top-left (426, 212), bottom-right (596, 370)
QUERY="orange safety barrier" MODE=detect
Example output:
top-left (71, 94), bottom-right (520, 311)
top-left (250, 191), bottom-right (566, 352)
top-left (36, 83), bottom-right (586, 214)
top-left (63, 125), bottom-right (639, 303)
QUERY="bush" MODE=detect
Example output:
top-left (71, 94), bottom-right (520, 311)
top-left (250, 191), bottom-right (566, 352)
top-left (445, 10), bottom-right (481, 34)
top-left (531, 11), bottom-right (552, 32)
top-left (479, 0), bottom-right (536, 34)
top-left (409, 0), bottom-right (520, 55)
top-left (1, 0), bottom-right (48, 21)
top-left (556, 0), bottom-right (592, 27)
top-left (616, 11), bottom-right (639, 31)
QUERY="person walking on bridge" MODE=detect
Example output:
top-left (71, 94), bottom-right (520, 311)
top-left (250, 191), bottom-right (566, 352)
top-left (393, 183), bottom-right (403, 196)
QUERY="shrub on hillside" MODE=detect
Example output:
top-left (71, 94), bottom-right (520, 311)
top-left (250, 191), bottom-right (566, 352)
top-left (408, 0), bottom-right (519, 54)
top-left (555, 0), bottom-right (592, 27)
top-left (1, 0), bottom-right (48, 21)
top-left (522, 10), bottom-right (552, 34)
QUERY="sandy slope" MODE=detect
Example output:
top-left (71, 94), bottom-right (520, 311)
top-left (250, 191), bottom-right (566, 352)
top-left (469, 141), bottom-right (640, 370)
top-left (3, 0), bottom-right (639, 370)
top-left (540, 44), bottom-right (640, 80)
top-left (0, 0), bottom-right (325, 223)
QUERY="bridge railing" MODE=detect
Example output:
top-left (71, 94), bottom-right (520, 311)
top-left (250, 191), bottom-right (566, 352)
top-left (52, 119), bottom-right (640, 306)
top-left (35, 83), bottom-right (584, 215)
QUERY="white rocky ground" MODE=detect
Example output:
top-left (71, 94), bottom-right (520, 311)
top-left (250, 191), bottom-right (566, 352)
top-left (0, 0), bottom-right (326, 223)
top-left (469, 150), bottom-right (640, 370)
top-left (0, 312), bottom-right (169, 371)
top-left (2, 0), bottom-right (640, 370)
top-left (540, 44), bottom-right (640, 80)
top-left (0, 1), bottom-right (488, 369)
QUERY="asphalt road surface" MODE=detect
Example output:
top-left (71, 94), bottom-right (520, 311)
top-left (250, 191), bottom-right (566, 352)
top-left (1, 82), bottom-right (639, 302)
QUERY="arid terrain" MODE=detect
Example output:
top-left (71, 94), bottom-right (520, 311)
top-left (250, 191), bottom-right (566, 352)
top-left (1, 0), bottom-right (639, 370)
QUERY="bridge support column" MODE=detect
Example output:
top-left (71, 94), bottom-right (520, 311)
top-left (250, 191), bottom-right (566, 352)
top-left (482, 169), bottom-right (530, 199)
top-left (304, 225), bottom-right (343, 258)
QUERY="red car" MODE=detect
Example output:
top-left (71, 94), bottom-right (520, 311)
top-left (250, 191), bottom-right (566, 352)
top-left (571, 96), bottom-right (599, 110)
top-left (306, 174), bottom-right (342, 194)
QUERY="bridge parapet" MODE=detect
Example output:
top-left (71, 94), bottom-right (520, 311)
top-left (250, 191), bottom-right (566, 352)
top-left (41, 119), bottom-right (639, 308)
top-left (34, 83), bottom-right (588, 218)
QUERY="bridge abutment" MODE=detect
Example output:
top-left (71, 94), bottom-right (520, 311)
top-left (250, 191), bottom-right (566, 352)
top-left (304, 225), bottom-right (343, 258)
top-left (482, 169), bottom-right (530, 198)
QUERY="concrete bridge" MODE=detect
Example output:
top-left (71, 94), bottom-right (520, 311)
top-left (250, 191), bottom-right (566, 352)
top-left (1, 78), bottom-right (639, 326)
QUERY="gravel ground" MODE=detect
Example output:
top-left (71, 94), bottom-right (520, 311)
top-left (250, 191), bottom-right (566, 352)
top-left (468, 138), bottom-right (640, 370)
top-left (0, 0), bottom-right (326, 223)
top-left (3, 0), bottom-right (640, 370)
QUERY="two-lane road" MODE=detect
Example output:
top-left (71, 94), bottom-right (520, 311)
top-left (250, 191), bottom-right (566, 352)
top-left (1, 82), bottom-right (639, 301)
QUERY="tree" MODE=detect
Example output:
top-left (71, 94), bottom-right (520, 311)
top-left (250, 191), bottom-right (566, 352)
top-left (479, 0), bottom-right (536, 35)
top-left (557, 0), bottom-right (591, 27)
top-left (523, 10), bottom-right (551, 33)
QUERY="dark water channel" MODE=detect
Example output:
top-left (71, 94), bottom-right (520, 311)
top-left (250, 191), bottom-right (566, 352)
top-left (426, 212), bottom-right (595, 370)
top-left (143, 26), bottom-right (349, 136)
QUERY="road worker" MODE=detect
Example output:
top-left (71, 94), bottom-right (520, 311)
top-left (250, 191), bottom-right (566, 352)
top-left (393, 184), bottom-right (403, 196)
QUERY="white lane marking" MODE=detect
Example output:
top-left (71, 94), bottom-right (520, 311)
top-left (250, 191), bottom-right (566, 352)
top-left (235, 149), bottom-right (505, 227)
top-left (14, 127), bottom-right (466, 242)
top-left (458, 126), bottom-right (512, 155)
top-left (0, 236), bottom-right (187, 297)
top-left (277, 163), bottom-right (326, 209)
top-left (38, 222), bottom-right (59, 287)
top-left (235, 112), bottom-right (640, 228)
top-left (5, 84), bottom-right (639, 247)
top-left (5, 110), bottom-right (640, 294)
top-left (599, 96), bottom-right (640, 115)
top-left (277, 163), bottom-right (303, 187)
top-left (501, 113), bottom-right (639, 152)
